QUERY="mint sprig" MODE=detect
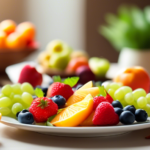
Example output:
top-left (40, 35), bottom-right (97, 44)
top-left (53, 76), bottom-right (62, 83)
top-left (97, 86), bottom-right (106, 97)
top-left (35, 88), bottom-right (44, 97)
top-left (63, 76), bottom-right (79, 87)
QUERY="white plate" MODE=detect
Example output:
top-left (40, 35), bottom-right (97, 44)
top-left (1, 116), bottom-right (150, 137)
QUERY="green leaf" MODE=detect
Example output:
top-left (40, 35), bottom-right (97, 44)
top-left (47, 115), bottom-right (57, 122)
top-left (97, 86), bottom-right (106, 97)
top-left (46, 121), bottom-right (54, 127)
top-left (53, 76), bottom-right (62, 83)
top-left (35, 88), bottom-right (44, 97)
top-left (63, 76), bottom-right (79, 87)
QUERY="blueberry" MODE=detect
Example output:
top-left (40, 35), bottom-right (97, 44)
top-left (51, 95), bottom-right (66, 108)
top-left (18, 110), bottom-right (34, 124)
top-left (32, 95), bottom-right (38, 99)
top-left (112, 100), bottom-right (123, 109)
top-left (76, 84), bottom-right (83, 90)
top-left (49, 80), bottom-right (54, 85)
top-left (135, 109), bottom-right (148, 122)
top-left (119, 111), bottom-right (135, 125)
top-left (114, 107), bottom-right (123, 116)
top-left (123, 105), bottom-right (136, 115)
top-left (34, 86), bottom-right (48, 97)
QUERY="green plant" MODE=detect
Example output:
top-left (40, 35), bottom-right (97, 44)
top-left (99, 5), bottom-right (150, 51)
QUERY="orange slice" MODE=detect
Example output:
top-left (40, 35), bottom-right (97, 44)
top-left (79, 81), bottom-right (93, 90)
top-left (0, 113), bottom-right (2, 120)
top-left (79, 110), bottom-right (95, 126)
top-left (50, 94), bottom-right (93, 127)
top-left (66, 87), bottom-right (99, 106)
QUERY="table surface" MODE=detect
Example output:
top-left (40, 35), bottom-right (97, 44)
top-left (0, 123), bottom-right (150, 150)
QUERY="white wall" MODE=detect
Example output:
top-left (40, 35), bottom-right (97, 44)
top-left (0, 0), bottom-right (85, 52)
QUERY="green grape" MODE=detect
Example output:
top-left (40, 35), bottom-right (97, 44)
top-left (9, 92), bottom-right (14, 100)
top-left (137, 96), bottom-right (147, 108)
top-left (119, 86), bottom-right (132, 95)
top-left (146, 93), bottom-right (150, 104)
top-left (22, 92), bottom-right (33, 106)
top-left (114, 88), bottom-right (125, 100)
top-left (132, 88), bottom-right (147, 100)
top-left (108, 89), bottom-right (115, 99)
top-left (0, 93), bottom-right (4, 98)
top-left (21, 82), bottom-right (34, 95)
top-left (12, 103), bottom-right (23, 115)
top-left (0, 97), bottom-right (12, 107)
top-left (101, 81), bottom-right (112, 91)
top-left (12, 95), bottom-right (23, 103)
top-left (124, 92), bottom-right (134, 105)
top-left (144, 104), bottom-right (150, 117)
top-left (0, 107), bottom-right (11, 116)
top-left (133, 101), bottom-right (139, 109)
top-left (1, 84), bottom-right (12, 96)
top-left (11, 83), bottom-right (22, 95)
top-left (109, 82), bottom-right (122, 91)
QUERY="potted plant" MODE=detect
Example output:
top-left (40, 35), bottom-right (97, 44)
top-left (99, 5), bottom-right (150, 73)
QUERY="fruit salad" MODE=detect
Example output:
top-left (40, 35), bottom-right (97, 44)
top-left (0, 76), bottom-right (149, 127)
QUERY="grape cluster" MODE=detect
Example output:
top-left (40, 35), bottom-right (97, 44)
top-left (0, 82), bottom-right (34, 118)
top-left (102, 81), bottom-right (150, 116)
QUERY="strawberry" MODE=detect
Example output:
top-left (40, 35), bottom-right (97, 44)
top-left (29, 97), bottom-right (58, 123)
top-left (18, 65), bottom-right (43, 87)
top-left (47, 76), bottom-right (79, 100)
top-left (93, 96), bottom-right (108, 110)
top-left (47, 82), bottom-right (74, 100)
top-left (92, 102), bottom-right (119, 126)
top-left (105, 93), bottom-right (113, 103)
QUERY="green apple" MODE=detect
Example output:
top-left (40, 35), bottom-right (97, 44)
top-left (89, 57), bottom-right (110, 77)
top-left (47, 40), bottom-right (72, 70)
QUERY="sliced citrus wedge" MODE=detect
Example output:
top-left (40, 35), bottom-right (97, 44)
top-left (50, 94), bottom-right (93, 127)
top-left (79, 81), bottom-right (93, 90)
top-left (66, 87), bottom-right (99, 106)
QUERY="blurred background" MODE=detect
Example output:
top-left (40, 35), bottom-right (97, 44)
top-left (1, 0), bottom-right (150, 72)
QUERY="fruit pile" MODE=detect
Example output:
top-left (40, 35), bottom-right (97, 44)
top-left (102, 80), bottom-right (150, 116)
top-left (0, 82), bottom-right (34, 118)
top-left (38, 39), bottom-right (110, 83)
top-left (0, 19), bottom-right (38, 51)
top-left (0, 76), bottom-right (149, 127)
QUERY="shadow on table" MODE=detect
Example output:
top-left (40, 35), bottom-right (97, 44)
top-left (2, 126), bottom-right (150, 149)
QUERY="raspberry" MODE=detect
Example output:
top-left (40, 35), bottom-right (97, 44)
top-left (47, 82), bottom-right (74, 100)
top-left (92, 102), bottom-right (119, 126)
top-left (29, 97), bottom-right (58, 122)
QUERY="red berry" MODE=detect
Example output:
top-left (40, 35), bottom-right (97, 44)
top-left (105, 93), bottom-right (113, 103)
top-left (29, 97), bottom-right (58, 122)
top-left (93, 96), bottom-right (107, 110)
top-left (47, 82), bottom-right (74, 100)
top-left (92, 102), bottom-right (119, 126)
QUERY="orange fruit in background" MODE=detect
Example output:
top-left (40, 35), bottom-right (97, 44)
top-left (0, 19), bottom-right (16, 35)
top-left (51, 94), bottom-right (94, 127)
top-left (0, 113), bottom-right (2, 120)
top-left (16, 22), bottom-right (36, 41)
top-left (0, 30), bottom-right (7, 49)
top-left (6, 32), bottom-right (26, 50)
top-left (66, 57), bottom-right (89, 72)
top-left (113, 66), bottom-right (150, 93)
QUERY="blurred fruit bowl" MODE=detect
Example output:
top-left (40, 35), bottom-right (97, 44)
top-left (0, 47), bottom-right (38, 73)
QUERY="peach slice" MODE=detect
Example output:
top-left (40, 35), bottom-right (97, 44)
top-left (50, 94), bottom-right (93, 127)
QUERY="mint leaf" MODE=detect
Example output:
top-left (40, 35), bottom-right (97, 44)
top-left (35, 88), bottom-right (44, 97)
top-left (97, 86), bottom-right (106, 97)
top-left (53, 76), bottom-right (62, 82)
top-left (63, 76), bottom-right (79, 87)
top-left (46, 121), bottom-right (54, 127)
top-left (47, 115), bottom-right (57, 122)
